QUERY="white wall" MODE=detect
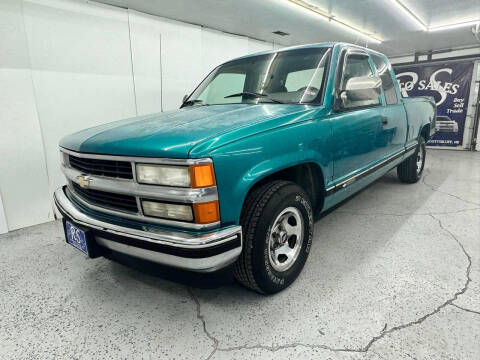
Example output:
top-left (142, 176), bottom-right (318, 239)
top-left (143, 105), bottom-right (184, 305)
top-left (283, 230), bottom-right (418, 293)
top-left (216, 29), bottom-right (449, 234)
top-left (473, 62), bottom-right (480, 151)
top-left (0, 193), bottom-right (8, 234)
top-left (0, 0), bottom-right (276, 231)
top-left (127, 9), bottom-right (163, 115)
top-left (201, 29), bottom-right (249, 74)
top-left (0, 0), bottom-right (52, 231)
top-left (128, 10), bottom-right (204, 111)
top-left (248, 38), bottom-right (274, 54)
top-left (464, 60), bottom-right (479, 149)
top-left (23, 0), bottom-right (138, 218)
top-left (389, 48), bottom-right (480, 65)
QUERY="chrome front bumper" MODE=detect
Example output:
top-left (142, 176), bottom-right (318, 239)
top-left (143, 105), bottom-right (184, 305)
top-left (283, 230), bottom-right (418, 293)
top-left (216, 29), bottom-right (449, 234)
top-left (54, 186), bottom-right (242, 272)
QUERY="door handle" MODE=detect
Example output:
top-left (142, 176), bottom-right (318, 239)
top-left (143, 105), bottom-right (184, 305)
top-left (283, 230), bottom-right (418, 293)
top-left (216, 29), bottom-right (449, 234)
top-left (381, 116), bottom-right (388, 125)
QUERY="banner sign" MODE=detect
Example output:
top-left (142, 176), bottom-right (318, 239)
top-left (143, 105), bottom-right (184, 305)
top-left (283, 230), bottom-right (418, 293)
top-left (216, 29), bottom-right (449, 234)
top-left (394, 62), bottom-right (474, 147)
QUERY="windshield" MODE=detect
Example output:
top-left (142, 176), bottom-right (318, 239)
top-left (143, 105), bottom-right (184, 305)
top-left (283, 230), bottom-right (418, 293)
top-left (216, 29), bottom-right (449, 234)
top-left (186, 47), bottom-right (331, 106)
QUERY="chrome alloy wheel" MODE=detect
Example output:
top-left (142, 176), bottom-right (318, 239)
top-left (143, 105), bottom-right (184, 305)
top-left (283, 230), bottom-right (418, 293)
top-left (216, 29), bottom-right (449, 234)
top-left (416, 145), bottom-right (424, 174)
top-left (268, 207), bottom-right (304, 272)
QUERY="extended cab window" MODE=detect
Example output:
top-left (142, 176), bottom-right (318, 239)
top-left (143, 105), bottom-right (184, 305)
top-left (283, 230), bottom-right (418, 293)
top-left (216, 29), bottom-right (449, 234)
top-left (371, 54), bottom-right (398, 105)
top-left (340, 54), bottom-right (380, 109)
top-left (188, 47), bottom-right (331, 105)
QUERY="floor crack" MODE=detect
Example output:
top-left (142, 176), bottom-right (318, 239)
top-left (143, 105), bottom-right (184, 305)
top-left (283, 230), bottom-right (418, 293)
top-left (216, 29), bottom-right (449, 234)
top-left (336, 208), bottom-right (480, 217)
top-left (216, 342), bottom-right (361, 354)
top-left (422, 168), bottom-right (480, 207)
top-left (197, 212), bottom-right (474, 357)
top-left (187, 288), bottom-right (219, 360)
top-left (359, 214), bottom-right (473, 352)
top-left (451, 303), bottom-right (480, 316)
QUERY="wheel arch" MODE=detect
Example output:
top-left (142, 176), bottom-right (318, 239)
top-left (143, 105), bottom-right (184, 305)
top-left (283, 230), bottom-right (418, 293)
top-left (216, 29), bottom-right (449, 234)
top-left (241, 162), bottom-right (326, 216)
top-left (420, 123), bottom-right (431, 141)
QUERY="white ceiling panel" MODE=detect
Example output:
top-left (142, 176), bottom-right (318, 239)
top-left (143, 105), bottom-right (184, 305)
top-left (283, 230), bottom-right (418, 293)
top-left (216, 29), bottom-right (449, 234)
top-left (402, 0), bottom-right (480, 26)
top-left (95, 0), bottom-right (480, 56)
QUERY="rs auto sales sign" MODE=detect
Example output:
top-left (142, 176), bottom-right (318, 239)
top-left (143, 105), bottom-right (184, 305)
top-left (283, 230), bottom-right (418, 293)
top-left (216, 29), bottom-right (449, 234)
top-left (394, 62), bottom-right (474, 147)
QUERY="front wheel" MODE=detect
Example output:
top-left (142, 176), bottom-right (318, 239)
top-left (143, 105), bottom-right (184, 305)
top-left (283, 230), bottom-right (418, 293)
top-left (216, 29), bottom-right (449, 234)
top-left (397, 136), bottom-right (426, 183)
top-left (233, 180), bottom-right (314, 294)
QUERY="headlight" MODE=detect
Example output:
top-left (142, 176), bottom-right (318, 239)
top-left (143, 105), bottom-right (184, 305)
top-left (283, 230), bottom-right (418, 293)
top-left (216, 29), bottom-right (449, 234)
top-left (136, 163), bottom-right (216, 188)
top-left (142, 200), bottom-right (193, 221)
top-left (136, 164), bottom-right (190, 187)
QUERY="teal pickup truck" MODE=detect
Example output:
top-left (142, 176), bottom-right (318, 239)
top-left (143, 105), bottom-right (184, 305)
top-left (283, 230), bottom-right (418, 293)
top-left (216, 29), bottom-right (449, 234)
top-left (54, 43), bottom-right (435, 294)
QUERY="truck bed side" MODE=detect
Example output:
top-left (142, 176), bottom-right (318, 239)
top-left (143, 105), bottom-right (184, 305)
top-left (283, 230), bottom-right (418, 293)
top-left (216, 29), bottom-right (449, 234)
top-left (402, 96), bottom-right (436, 147)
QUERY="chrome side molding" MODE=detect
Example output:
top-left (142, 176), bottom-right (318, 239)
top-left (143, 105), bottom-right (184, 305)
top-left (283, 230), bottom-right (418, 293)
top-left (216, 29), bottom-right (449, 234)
top-left (326, 143), bottom-right (418, 196)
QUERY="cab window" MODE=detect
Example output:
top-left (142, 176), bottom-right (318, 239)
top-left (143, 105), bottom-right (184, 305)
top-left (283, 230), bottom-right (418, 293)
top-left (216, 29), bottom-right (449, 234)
top-left (371, 54), bottom-right (398, 105)
top-left (340, 54), bottom-right (380, 109)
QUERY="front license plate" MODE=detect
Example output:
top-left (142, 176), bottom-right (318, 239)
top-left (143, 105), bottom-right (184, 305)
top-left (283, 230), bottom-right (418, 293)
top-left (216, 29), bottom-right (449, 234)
top-left (65, 221), bottom-right (89, 255)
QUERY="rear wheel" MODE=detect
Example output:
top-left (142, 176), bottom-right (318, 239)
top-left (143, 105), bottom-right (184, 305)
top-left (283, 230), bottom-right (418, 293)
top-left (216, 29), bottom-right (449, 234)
top-left (397, 136), bottom-right (426, 183)
top-left (233, 180), bottom-right (313, 294)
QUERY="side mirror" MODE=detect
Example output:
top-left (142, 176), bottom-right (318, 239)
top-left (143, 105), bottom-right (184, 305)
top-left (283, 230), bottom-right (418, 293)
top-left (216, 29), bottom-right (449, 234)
top-left (182, 94), bottom-right (189, 104)
top-left (336, 76), bottom-right (382, 109)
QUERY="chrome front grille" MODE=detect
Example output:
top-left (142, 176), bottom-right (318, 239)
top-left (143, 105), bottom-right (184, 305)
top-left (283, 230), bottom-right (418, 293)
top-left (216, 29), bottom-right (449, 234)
top-left (60, 148), bottom-right (218, 230)
top-left (72, 182), bottom-right (138, 213)
top-left (69, 155), bottom-right (133, 179)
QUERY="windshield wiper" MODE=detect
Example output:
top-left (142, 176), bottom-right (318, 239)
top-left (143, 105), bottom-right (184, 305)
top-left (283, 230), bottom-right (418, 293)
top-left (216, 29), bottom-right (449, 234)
top-left (182, 99), bottom-right (204, 107)
top-left (224, 91), bottom-right (284, 104)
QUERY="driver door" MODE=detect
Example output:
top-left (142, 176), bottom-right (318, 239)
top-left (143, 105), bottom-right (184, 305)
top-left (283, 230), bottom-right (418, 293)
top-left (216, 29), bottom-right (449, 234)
top-left (331, 50), bottom-right (383, 182)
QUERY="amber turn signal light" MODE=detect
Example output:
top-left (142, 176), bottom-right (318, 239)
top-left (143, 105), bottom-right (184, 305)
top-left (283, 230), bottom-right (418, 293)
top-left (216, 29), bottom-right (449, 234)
top-left (193, 201), bottom-right (220, 224)
top-left (190, 164), bottom-right (216, 188)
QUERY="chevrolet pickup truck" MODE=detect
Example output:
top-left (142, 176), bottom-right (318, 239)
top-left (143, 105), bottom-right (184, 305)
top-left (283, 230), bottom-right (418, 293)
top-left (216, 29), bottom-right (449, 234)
top-left (435, 115), bottom-right (458, 134)
top-left (54, 43), bottom-right (436, 294)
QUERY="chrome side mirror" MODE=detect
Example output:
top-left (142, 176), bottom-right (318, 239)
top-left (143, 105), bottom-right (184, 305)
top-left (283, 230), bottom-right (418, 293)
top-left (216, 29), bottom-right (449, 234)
top-left (337, 76), bottom-right (382, 109)
top-left (344, 75), bottom-right (382, 101)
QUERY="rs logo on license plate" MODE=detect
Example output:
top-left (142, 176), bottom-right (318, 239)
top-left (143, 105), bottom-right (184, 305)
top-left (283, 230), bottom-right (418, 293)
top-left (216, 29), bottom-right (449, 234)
top-left (65, 221), bottom-right (89, 255)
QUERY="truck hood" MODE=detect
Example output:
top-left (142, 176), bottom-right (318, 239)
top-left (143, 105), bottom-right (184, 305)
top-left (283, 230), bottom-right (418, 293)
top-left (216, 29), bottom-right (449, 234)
top-left (60, 104), bottom-right (319, 158)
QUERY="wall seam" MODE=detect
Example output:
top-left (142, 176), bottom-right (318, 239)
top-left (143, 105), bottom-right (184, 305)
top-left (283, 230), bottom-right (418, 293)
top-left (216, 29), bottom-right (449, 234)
top-left (0, 190), bottom-right (8, 234)
top-left (127, 8), bottom-right (139, 115)
top-left (159, 33), bottom-right (163, 112)
top-left (20, 0), bottom-right (53, 224)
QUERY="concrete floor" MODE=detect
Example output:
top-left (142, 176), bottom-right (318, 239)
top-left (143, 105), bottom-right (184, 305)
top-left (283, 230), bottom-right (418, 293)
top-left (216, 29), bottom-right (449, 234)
top-left (1, 149), bottom-right (479, 360)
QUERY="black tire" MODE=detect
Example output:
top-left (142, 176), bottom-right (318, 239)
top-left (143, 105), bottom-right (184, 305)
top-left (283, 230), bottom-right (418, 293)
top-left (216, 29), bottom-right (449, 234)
top-left (233, 180), bottom-right (314, 294)
top-left (397, 136), bottom-right (426, 183)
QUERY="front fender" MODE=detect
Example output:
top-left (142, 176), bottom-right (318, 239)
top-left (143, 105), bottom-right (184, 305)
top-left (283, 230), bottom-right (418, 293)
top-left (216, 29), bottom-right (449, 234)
top-left (208, 119), bottom-right (332, 226)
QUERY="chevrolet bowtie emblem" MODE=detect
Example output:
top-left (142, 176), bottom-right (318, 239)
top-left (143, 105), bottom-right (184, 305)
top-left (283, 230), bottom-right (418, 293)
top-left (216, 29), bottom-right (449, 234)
top-left (74, 175), bottom-right (92, 188)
